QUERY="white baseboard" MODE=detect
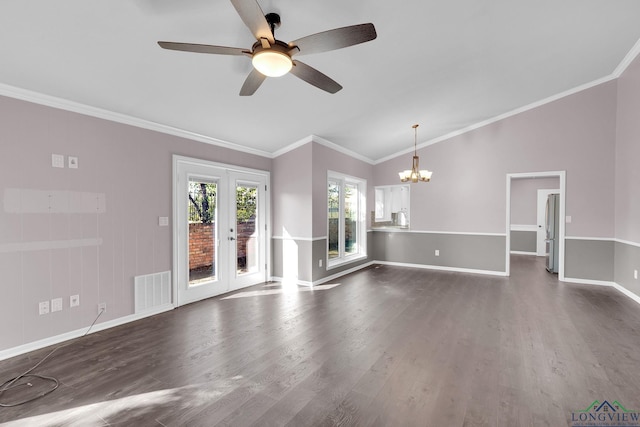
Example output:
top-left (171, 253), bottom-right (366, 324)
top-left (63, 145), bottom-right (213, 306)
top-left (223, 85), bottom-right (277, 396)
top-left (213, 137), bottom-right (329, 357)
top-left (374, 261), bottom-right (508, 277)
top-left (312, 261), bottom-right (376, 286)
top-left (270, 276), bottom-right (313, 287)
top-left (563, 277), bottom-right (640, 306)
top-left (0, 304), bottom-right (174, 362)
top-left (562, 277), bottom-right (615, 287)
top-left (270, 261), bottom-right (376, 288)
top-left (611, 283), bottom-right (640, 306)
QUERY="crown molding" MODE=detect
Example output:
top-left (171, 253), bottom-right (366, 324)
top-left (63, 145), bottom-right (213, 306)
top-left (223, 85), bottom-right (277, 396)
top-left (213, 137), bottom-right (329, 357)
top-left (613, 37), bottom-right (640, 77)
top-left (376, 37), bottom-right (640, 165)
top-left (271, 135), bottom-right (313, 158)
top-left (271, 134), bottom-right (375, 165)
top-left (374, 74), bottom-right (618, 165)
top-left (310, 135), bottom-right (375, 165)
top-left (0, 83), bottom-right (273, 159)
top-left (3, 36), bottom-right (639, 165)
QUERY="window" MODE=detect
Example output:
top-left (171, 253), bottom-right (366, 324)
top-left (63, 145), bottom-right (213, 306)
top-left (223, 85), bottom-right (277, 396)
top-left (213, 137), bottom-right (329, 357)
top-left (327, 171), bottom-right (367, 267)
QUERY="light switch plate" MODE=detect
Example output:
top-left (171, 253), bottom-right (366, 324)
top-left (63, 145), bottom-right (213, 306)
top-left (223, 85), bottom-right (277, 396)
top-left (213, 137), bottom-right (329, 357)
top-left (566, 216), bottom-right (572, 223)
top-left (68, 156), bottom-right (78, 169)
top-left (158, 216), bottom-right (169, 226)
top-left (39, 301), bottom-right (50, 315)
top-left (51, 298), bottom-right (63, 312)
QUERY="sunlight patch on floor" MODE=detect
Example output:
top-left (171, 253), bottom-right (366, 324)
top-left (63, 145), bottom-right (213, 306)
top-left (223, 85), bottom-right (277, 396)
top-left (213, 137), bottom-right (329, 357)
top-left (221, 283), bottom-right (342, 300)
top-left (3, 383), bottom-right (229, 426)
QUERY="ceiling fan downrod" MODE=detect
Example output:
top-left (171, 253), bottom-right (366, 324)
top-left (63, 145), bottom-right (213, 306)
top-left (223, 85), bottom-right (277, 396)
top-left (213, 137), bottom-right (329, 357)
top-left (264, 13), bottom-right (281, 37)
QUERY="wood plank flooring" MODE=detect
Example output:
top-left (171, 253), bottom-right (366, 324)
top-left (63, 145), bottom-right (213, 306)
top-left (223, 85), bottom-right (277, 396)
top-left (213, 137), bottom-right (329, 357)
top-left (1, 255), bottom-right (640, 426)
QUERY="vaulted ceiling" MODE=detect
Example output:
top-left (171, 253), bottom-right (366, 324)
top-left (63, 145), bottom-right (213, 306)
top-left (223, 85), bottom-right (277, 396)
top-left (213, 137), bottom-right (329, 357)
top-left (2, 0), bottom-right (640, 161)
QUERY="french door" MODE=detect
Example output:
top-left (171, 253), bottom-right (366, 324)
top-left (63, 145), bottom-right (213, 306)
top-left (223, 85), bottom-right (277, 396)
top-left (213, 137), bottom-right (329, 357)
top-left (173, 156), bottom-right (269, 306)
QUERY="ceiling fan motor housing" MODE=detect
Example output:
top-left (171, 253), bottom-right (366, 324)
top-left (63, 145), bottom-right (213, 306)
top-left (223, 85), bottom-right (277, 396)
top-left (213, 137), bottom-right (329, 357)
top-left (251, 40), bottom-right (293, 77)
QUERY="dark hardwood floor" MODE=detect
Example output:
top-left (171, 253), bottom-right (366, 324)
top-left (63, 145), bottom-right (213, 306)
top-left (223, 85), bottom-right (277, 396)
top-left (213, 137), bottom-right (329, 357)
top-left (1, 255), bottom-right (640, 426)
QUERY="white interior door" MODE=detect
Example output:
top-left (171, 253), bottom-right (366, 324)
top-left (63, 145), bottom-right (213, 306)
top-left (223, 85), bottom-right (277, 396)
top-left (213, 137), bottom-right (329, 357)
top-left (536, 188), bottom-right (559, 256)
top-left (174, 156), bottom-right (269, 306)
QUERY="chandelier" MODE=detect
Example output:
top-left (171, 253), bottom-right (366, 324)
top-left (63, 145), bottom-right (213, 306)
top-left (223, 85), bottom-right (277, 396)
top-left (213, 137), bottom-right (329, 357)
top-left (399, 124), bottom-right (432, 183)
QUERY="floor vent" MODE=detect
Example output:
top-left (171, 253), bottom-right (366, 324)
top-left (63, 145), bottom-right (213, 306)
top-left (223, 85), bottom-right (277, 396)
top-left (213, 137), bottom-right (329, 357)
top-left (134, 271), bottom-right (171, 313)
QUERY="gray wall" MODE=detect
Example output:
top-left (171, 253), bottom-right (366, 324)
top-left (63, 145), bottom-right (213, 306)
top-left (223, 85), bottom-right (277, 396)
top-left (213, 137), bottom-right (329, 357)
top-left (564, 239), bottom-right (615, 282)
top-left (615, 53), bottom-right (640, 244)
top-left (511, 177), bottom-right (559, 225)
top-left (272, 143), bottom-right (313, 239)
top-left (373, 81), bottom-right (617, 238)
top-left (371, 231), bottom-right (505, 273)
top-left (311, 236), bottom-right (373, 282)
top-left (510, 231), bottom-right (537, 253)
top-left (614, 242), bottom-right (640, 296)
top-left (271, 140), bottom-right (374, 284)
top-left (272, 234), bottom-right (374, 285)
top-left (0, 95), bottom-right (272, 352)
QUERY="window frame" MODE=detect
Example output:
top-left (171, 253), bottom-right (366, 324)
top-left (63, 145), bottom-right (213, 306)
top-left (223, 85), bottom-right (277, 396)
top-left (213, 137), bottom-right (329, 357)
top-left (326, 171), bottom-right (367, 269)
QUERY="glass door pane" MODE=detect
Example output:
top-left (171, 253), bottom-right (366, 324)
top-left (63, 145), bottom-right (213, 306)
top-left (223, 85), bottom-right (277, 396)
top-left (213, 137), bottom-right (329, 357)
top-left (344, 183), bottom-right (358, 255)
top-left (228, 171), bottom-right (267, 291)
top-left (188, 180), bottom-right (217, 286)
top-left (236, 184), bottom-right (258, 275)
top-left (328, 180), bottom-right (340, 259)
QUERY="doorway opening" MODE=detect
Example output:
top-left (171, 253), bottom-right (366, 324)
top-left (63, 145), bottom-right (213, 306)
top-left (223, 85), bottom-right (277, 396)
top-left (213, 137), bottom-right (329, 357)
top-left (506, 171), bottom-right (566, 280)
top-left (173, 156), bottom-right (270, 306)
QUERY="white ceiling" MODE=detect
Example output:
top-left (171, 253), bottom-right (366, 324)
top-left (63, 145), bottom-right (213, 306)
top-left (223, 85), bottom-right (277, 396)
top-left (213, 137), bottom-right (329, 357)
top-left (2, 0), bottom-right (640, 161)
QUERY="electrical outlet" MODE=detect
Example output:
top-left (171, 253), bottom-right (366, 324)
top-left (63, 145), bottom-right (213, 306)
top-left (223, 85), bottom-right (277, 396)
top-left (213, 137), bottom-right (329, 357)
top-left (51, 154), bottom-right (64, 168)
top-left (51, 298), bottom-right (63, 312)
top-left (319, 259), bottom-right (323, 267)
top-left (39, 301), bottom-right (50, 315)
top-left (634, 269), bottom-right (638, 280)
top-left (70, 294), bottom-right (80, 307)
top-left (435, 249), bottom-right (440, 256)
top-left (98, 303), bottom-right (106, 314)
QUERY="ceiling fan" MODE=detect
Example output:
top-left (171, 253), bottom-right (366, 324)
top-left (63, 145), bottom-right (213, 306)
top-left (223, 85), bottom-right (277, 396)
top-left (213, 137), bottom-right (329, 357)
top-left (157, 0), bottom-right (377, 96)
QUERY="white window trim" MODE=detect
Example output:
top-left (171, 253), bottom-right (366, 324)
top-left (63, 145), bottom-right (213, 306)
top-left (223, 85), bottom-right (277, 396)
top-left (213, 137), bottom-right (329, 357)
top-left (327, 171), bottom-right (367, 270)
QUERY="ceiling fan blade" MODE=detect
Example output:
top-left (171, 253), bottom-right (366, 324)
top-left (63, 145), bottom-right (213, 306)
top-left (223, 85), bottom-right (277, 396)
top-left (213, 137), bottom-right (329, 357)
top-left (288, 23), bottom-right (376, 56)
top-left (290, 61), bottom-right (342, 94)
top-left (239, 69), bottom-right (267, 96)
top-left (230, 0), bottom-right (275, 44)
top-left (158, 41), bottom-right (249, 56)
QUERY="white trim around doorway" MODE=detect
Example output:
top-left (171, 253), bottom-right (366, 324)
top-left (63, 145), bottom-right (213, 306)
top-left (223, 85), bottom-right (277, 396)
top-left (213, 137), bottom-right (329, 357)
top-left (172, 155), bottom-right (271, 307)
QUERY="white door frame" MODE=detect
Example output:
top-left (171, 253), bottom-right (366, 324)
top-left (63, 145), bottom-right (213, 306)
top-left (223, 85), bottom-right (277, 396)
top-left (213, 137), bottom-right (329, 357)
top-left (506, 171), bottom-right (566, 280)
top-left (172, 155), bottom-right (271, 306)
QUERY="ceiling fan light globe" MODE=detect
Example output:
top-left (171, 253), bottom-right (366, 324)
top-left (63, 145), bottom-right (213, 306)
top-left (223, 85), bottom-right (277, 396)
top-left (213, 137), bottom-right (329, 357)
top-left (252, 50), bottom-right (292, 77)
